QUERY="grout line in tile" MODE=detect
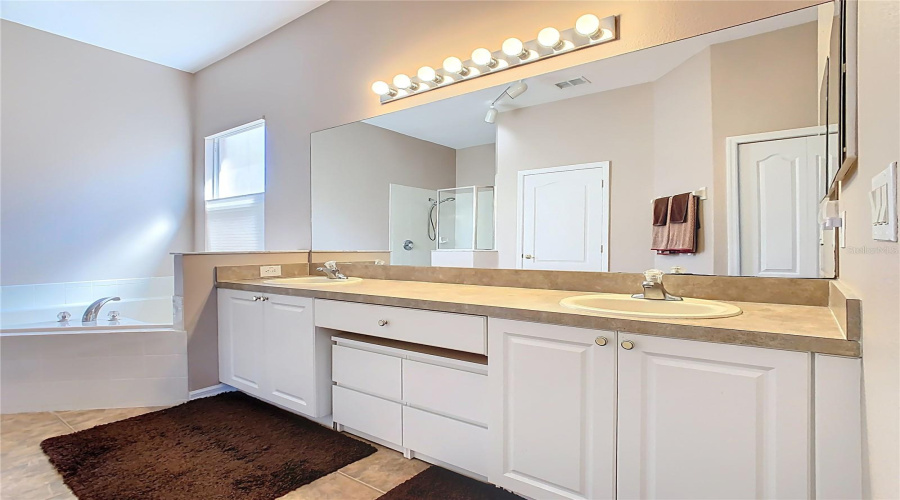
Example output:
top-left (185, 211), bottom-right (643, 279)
top-left (337, 471), bottom-right (387, 494)
top-left (49, 412), bottom-right (75, 433)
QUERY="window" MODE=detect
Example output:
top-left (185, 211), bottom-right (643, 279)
top-left (205, 120), bottom-right (265, 251)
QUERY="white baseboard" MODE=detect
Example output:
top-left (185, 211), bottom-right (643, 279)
top-left (189, 383), bottom-right (236, 400)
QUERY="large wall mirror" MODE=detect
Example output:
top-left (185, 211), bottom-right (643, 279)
top-left (312, 3), bottom-right (847, 279)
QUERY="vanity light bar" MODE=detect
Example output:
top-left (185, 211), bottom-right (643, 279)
top-left (371, 14), bottom-right (618, 103)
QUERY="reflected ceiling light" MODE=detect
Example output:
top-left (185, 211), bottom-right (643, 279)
top-left (537, 27), bottom-right (566, 51)
top-left (506, 81), bottom-right (528, 99)
top-left (485, 106), bottom-right (498, 123)
top-left (417, 66), bottom-right (443, 85)
top-left (393, 74), bottom-right (418, 91)
top-left (443, 56), bottom-right (470, 77)
top-left (371, 14), bottom-right (617, 103)
top-left (502, 37), bottom-right (532, 61)
top-left (371, 80), bottom-right (396, 97)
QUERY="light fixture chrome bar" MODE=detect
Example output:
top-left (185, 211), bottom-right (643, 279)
top-left (375, 14), bottom-right (617, 104)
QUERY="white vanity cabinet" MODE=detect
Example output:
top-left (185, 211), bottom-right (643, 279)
top-left (487, 318), bottom-right (617, 500)
top-left (217, 289), bottom-right (331, 418)
top-left (616, 332), bottom-right (811, 500)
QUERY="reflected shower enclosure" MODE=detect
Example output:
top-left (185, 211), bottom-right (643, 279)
top-left (435, 186), bottom-right (495, 251)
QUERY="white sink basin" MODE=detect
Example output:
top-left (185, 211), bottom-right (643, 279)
top-left (560, 293), bottom-right (742, 319)
top-left (263, 276), bottom-right (363, 285)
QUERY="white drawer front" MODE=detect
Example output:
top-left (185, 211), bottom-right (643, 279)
top-left (333, 386), bottom-right (402, 446)
top-left (403, 359), bottom-right (488, 425)
top-left (403, 406), bottom-right (488, 476)
top-left (316, 300), bottom-right (487, 355)
top-left (333, 345), bottom-right (401, 400)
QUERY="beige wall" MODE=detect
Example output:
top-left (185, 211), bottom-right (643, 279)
top-left (843, 0), bottom-right (900, 497)
top-left (456, 144), bottom-right (497, 187)
top-left (311, 122), bottom-right (455, 251)
top-left (192, 0), bottom-right (821, 254)
top-left (0, 21), bottom-right (193, 285)
top-left (710, 21), bottom-right (820, 273)
top-left (495, 84), bottom-right (656, 272)
top-left (653, 48), bottom-right (715, 274)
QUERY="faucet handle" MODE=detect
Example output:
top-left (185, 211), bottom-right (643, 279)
top-left (324, 260), bottom-right (339, 271)
top-left (643, 269), bottom-right (664, 283)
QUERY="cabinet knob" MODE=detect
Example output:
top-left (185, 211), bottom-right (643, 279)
top-left (252, 296), bottom-right (261, 301)
top-left (523, 254), bottom-right (534, 260)
top-left (261, 296), bottom-right (269, 301)
top-left (377, 319), bottom-right (389, 327)
top-left (595, 336), bottom-right (608, 346)
top-left (621, 340), bottom-right (635, 350)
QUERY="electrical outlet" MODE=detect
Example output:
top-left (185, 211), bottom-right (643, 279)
top-left (259, 265), bottom-right (282, 277)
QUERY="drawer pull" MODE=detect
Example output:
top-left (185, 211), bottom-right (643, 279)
top-left (377, 319), bottom-right (389, 327)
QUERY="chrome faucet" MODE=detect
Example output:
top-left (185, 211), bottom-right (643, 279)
top-left (316, 261), bottom-right (348, 280)
top-left (82, 297), bottom-right (121, 323)
top-left (632, 270), bottom-right (682, 301)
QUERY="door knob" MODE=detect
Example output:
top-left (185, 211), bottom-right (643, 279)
top-left (621, 340), bottom-right (635, 350)
top-left (595, 336), bottom-right (608, 346)
top-left (377, 319), bottom-right (389, 326)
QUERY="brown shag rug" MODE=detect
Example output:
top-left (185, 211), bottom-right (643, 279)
top-left (41, 392), bottom-right (376, 500)
top-left (380, 466), bottom-right (525, 500)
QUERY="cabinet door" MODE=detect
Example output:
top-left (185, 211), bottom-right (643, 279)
top-left (218, 289), bottom-right (265, 396)
top-left (616, 333), bottom-right (810, 500)
top-left (263, 294), bottom-right (323, 416)
top-left (488, 318), bottom-right (616, 500)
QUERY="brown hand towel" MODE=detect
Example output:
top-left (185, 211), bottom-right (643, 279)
top-left (652, 197), bottom-right (669, 226)
top-left (670, 192), bottom-right (692, 223)
top-left (651, 197), bottom-right (672, 251)
top-left (666, 195), bottom-right (699, 253)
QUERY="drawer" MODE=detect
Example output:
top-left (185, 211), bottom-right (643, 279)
top-left (402, 359), bottom-right (488, 425)
top-left (403, 406), bottom-right (488, 476)
top-left (316, 300), bottom-right (487, 355)
top-left (333, 386), bottom-right (402, 446)
top-left (333, 345), bottom-right (401, 400)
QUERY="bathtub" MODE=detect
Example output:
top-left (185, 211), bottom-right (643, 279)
top-left (0, 277), bottom-right (188, 414)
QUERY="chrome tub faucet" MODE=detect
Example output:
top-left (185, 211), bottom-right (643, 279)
top-left (82, 296), bottom-right (121, 323)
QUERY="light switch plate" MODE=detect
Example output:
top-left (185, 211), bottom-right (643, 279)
top-left (260, 265), bottom-right (282, 277)
top-left (871, 162), bottom-right (898, 242)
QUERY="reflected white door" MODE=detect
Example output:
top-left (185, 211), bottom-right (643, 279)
top-left (518, 163), bottom-right (609, 271)
top-left (738, 137), bottom-right (820, 277)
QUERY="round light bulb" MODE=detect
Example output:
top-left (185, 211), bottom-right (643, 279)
top-left (417, 66), bottom-right (437, 83)
top-left (575, 14), bottom-right (601, 38)
top-left (442, 56), bottom-right (469, 76)
top-left (471, 48), bottom-right (496, 68)
top-left (393, 74), bottom-right (415, 90)
top-left (537, 27), bottom-right (564, 50)
top-left (371, 81), bottom-right (392, 96)
top-left (502, 38), bottom-right (524, 56)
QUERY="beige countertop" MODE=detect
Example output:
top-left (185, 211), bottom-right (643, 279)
top-left (216, 277), bottom-right (859, 357)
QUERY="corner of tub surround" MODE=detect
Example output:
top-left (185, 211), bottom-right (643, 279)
top-left (336, 264), bottom-right (832, 307)
top-left (829, 280), bottom-right (862, 341)
top-left (214, 263), bottom-right (310, 283)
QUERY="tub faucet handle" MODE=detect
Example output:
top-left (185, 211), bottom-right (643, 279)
top-left (57, 311), bottom-right (71, 322)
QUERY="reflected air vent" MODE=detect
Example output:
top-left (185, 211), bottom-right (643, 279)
top-left (554, 76), bottom-right (592, 89)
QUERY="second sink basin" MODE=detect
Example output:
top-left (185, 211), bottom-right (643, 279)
top-left (560, 293), bottom-right (742, 319)
top-left (263, 276), bottom-right (363, 285)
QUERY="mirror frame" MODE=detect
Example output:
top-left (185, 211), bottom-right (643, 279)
top-left (828, 0), bottom-right (857, 196)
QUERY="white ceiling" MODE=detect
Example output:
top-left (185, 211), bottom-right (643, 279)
top-left (364, 6), bottom-right (817, 150)
top-left (0, 0), bottom-right (327, 73)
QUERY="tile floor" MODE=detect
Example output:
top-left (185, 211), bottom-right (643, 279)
top-left (0, 407), bottom-right (429, 500)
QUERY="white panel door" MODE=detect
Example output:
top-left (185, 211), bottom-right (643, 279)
top-left (262, 294), bottom-right (320, 416)
top-left (519, 163), bottom-right (609, 271)
top-left (217, 289), bottom-right (265, 396)
top-left (738, 136), bottom-right (820, 277)
top-left (616, 333), bottom-right (811, 500)
top-left (488, 318), bottom-right (616, 500)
